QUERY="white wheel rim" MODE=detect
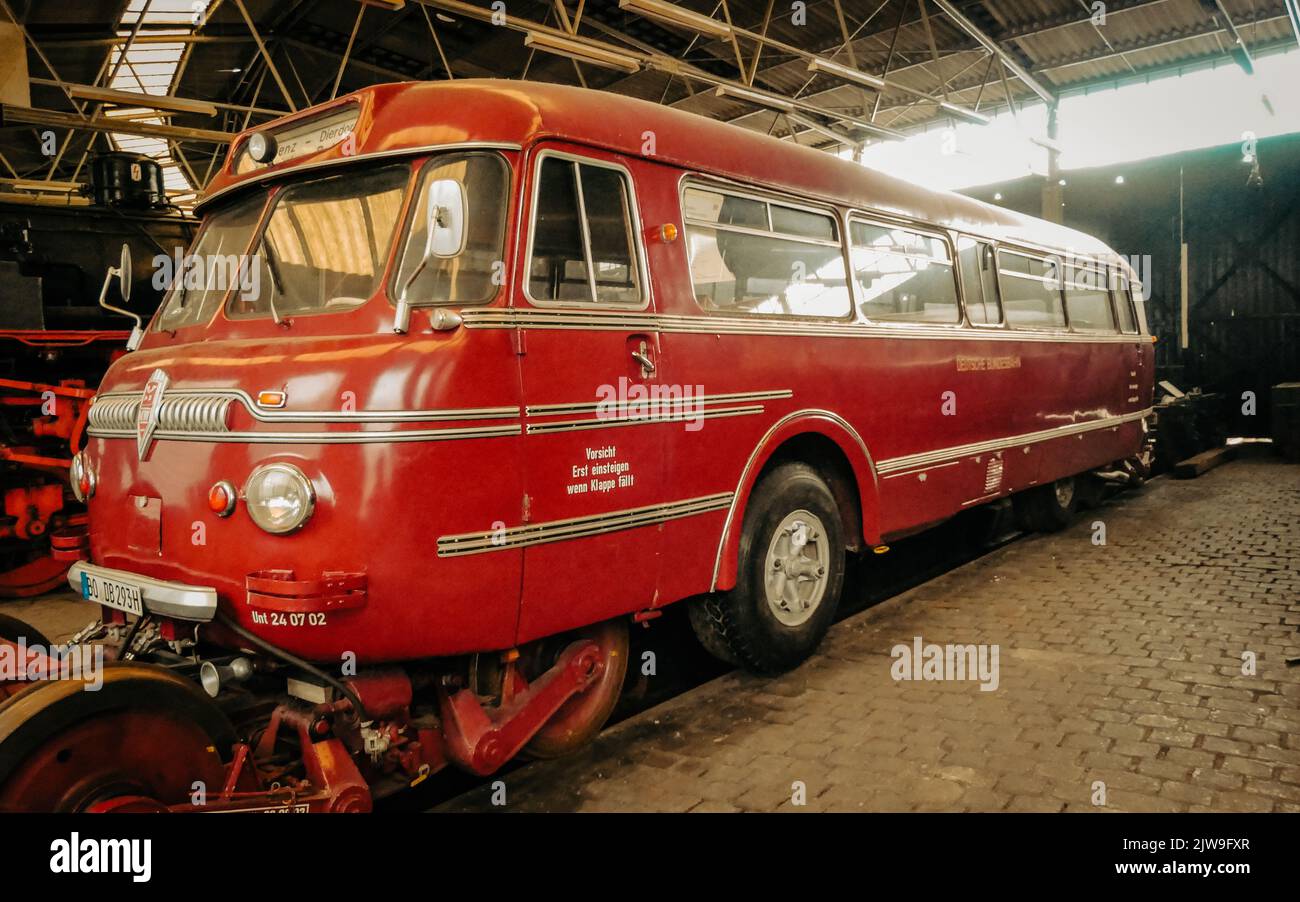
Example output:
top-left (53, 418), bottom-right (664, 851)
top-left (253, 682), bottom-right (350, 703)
top-left (763, 509), bottom-right (830, 627)
top-left (1054, 478), bottom-right (1075, 507)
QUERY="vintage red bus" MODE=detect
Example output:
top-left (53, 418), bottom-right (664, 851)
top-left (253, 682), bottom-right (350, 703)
top-left (0, 80), bottom-right (1154, 811)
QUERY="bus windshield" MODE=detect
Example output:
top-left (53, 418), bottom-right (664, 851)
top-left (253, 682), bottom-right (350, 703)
top-left (229, 165), bottom-right (408, 320)
top-left (153, 192), bottom-right (266, 331)
top-left (153, 153), bottom-right (511, 331)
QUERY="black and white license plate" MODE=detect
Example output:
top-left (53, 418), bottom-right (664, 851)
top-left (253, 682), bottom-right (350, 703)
top-left (80, 571), bottom-right (144, 617)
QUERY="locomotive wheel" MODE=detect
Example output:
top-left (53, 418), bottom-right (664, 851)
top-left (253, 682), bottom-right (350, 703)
top-left (0, 663), bottom-right (235, 812)
top-left (1015, 476), bottom-right (1079, 533)
top-left (0, 613), bottom-right (52, 649)
top-left (521, 618), bottom-right (629, 760)
top-left (691, 461), bottom-right (845, 675)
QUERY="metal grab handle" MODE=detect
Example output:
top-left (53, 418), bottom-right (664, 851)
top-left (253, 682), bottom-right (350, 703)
top-left (631, 342), bottom-right (656, 377)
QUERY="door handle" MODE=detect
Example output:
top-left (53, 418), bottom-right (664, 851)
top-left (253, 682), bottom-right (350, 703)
top-left (631, 340), bottom-right (656, 378)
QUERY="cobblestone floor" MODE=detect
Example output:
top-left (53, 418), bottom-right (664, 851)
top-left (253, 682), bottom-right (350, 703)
top-left (440, 454), bottom-right (1300, 812)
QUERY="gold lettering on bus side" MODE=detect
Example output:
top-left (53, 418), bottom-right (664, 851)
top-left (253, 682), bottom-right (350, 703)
top-left (955, 355), bottom-right (1022, 373)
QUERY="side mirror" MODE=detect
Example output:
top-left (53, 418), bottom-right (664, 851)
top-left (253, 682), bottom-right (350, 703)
top-left (394, 178), bottom-right (467, 334)
top-left (118, 242), bottom-right (133, 303)
top-left (99, 242), bottom-right (143, 350)
top-left (424, 178), bottom-right (467, 258)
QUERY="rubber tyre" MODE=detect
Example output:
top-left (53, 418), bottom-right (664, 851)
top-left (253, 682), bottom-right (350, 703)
top-left (690, 462), bottom-right (845, 674)
top-left (1019, 476), bottom-right (1078, 533)
top-left (0, 614), bottom-right (51, 649)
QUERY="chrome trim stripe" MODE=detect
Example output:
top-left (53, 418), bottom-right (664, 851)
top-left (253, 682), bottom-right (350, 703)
top-left (526, 405), bottom-right (763, 434)
top-left (67, 561), bottom-right (217, 623)
top-left (87, 424), bottom-right (522, 444)
top-left (437, 492), bottom-right (734, 557)
top-left (525, 389), bottom-right (792, 417)
top-left (93, 388), bottom-right (519, 424)
top-left (875, 408), bottom-right (1152, 477)
top-left (881, 459), bottom-right (961, 480)
top-left (460, 309), bottom-right (1147, 344)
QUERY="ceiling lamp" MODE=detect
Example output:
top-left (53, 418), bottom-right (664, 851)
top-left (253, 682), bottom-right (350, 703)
top-left (619, 0), bottom-right (733, 41)
top-left (523, 32), bottom-right (640, 73)
top-left (714, 84), bottom-right (794, 114)
top-left (806, 58), bottom-right (990, 126)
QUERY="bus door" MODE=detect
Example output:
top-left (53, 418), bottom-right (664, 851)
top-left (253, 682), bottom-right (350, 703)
top-left (512, 146), bottom-right (666, 644)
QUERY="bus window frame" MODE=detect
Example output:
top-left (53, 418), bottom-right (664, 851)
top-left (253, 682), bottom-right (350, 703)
top-left (1061, 260), bottom-right (1118, 334)
top-left (954, 233), bottom-right (1007, 330)
top-left (678, 174), bottom-right (856, 324)
top-left (1112, 270), bottom-right (1141, 335)
top-left (523, 147), bottom-right (651, 312)
top-left (994, 245), bottom-right (1070, 332)
top-left (845, 211), bottom-right (965, 332)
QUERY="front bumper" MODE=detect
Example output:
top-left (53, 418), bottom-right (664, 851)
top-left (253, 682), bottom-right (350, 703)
top-left (66, 561), bottom-right (218, 623)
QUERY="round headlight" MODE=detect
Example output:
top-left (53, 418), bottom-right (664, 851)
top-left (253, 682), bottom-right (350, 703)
top-left (70, 451), bottom-right (93, 502)
top-left (247, 131), bottom-right (278, 164)
top-left (244, 463), bottom-right (315, 534)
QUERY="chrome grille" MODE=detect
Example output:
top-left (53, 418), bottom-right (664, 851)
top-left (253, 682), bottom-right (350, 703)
top-left (984, 456), bottom-right (1004, 495)
top-left (88, 392), bottom-right (232, 434)
top-left (157, 395), bottom-right (233, 433)
top-left (88, 396), bottom-right (140, 431)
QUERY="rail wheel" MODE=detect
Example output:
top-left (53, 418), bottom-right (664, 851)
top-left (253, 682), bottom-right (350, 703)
top-left (0, 613), bottom-right (52, 648)
top-left (517, 618), bottom-right (629, 760)
top-left (0, 553), bottom-right (71, 599)
top-left (690, 461), bottom-right (845, 674)
top-left (0, 663), bottom-right (235, 812)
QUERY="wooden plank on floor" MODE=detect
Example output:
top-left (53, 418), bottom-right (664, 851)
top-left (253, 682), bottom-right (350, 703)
top-left (1173, 445), bottom-right (1237, 479)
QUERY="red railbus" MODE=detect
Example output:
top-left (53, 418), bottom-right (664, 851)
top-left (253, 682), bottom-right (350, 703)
top-left (0, 80), bottom-right (1154, 811)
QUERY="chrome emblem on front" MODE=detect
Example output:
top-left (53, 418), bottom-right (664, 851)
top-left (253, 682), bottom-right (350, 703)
top-left (136, 368), bottom-right (169, 460)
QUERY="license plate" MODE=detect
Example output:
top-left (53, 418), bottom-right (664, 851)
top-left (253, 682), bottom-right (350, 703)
top-left (80, 571), bottom-right (144, 617)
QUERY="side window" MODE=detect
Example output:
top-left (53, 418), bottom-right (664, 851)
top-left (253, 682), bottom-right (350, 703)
top-left (1063, 262), bottom-right (1115, 332)
top-left (528, 155), bottom-right (642, 305)
top-left (683, 186), bottom-right (849, 318)
top-left (1132, 283), bottom-right (1148, 332)
top-left (957, 237), bottom-right (1002, 325)
top-left (1113, 273), bottom-right (1139, 333)
top-left (998, 250), bottom-right (1066, 329)
top-left (850, 220), bottom-right (960, 324)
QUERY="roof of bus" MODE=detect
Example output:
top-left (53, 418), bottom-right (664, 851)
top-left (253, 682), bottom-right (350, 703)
top-left (203, 79), bottom-right (1124, 268)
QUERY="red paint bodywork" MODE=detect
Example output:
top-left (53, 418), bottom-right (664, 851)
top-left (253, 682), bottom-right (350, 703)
top-left (81, 80), bottom-right (1155, 664)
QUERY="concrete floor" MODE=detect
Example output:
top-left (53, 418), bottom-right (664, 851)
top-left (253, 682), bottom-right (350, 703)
top-left (4, 588), bottom-right (95, 644)
top-left (437, 453), bottom-right (1300, 812)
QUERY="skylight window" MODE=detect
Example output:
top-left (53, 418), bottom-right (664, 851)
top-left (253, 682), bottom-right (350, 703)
top-left (106, 1), bottom-right (209, 200)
